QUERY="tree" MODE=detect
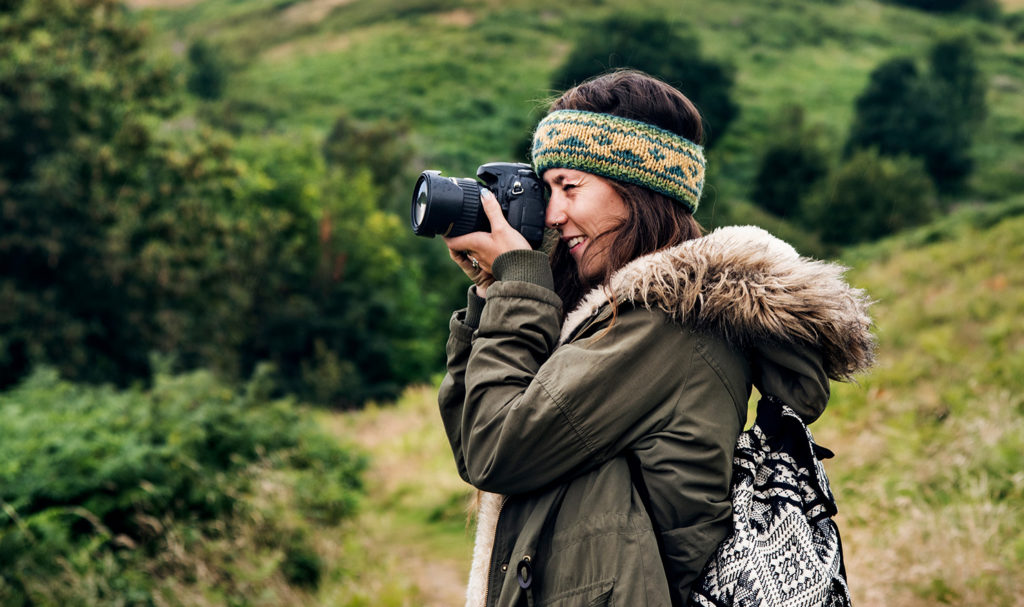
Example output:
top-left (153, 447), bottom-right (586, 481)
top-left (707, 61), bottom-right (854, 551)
top-left (186, 39), bottom-right (227, 100)
top-left (751, 106), bottom-right (829, 220)
top-left (0, 0), bottom-right (472, 405)
top-left (0, 0), bottom-right (180, 387)
top-left (845, 38), bottom-right (986, 191)
top-left (321, 113), bottom-right (417, 213)
top-left (806, 149), bottom-right (938, 246)
top-left (550, 14), bottom-right (738, 148)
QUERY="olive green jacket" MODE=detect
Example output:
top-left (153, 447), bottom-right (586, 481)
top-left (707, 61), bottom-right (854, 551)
top-left (439, 226), bottom-right (875, 607)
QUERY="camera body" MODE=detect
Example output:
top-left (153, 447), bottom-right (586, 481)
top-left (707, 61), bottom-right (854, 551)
top-left (410, 162), bottom-right (547, 247)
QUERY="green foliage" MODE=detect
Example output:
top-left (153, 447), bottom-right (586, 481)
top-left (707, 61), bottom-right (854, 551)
top-left (806, 148), bottom-right (938, 246)
top-left (750, 106), bottom-right (830, 219)
top-left (550, 13), bottom-right (738, 147)
top-left (883, 0), bottom-right (1000, 19)
top-left (228, 136), bottom-right (450, 406)
top-left (186, 39), bottom-right (227, 100)
top-left (845, 37), bottom-right (987, 191)
top-left (281, 536), bottom-right (324, 589)
top-left (322, 113), bottom-right (417, 213)
top-left (0, 367), bottom-right (366, 604)
top-left (0, 0), bottom-right (178, 387)
top-left (0, 1), bottom-right (453, 406)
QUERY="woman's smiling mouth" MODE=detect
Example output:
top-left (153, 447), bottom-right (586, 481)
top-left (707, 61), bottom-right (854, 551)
top-left (566, 235), bottom-right (587, 253)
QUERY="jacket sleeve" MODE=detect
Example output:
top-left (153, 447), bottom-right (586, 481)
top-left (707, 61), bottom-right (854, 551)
top-left (445, 251), bottom-right (715, 495)
top-left (437, 286), bottom-right (487, 485)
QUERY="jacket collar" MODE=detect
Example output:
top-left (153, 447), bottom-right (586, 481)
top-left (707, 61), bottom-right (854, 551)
top-left (559, 225), bottom-right (875, 381)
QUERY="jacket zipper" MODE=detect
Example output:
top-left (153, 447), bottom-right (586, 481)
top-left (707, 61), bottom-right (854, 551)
top-left (483, 495), bottom-right (508, 607)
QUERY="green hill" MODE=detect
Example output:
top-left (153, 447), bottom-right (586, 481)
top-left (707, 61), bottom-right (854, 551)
top-left (132, 0), bottom-right (1024, 216)
top-left (825, 202), bottom-right (1023, 606)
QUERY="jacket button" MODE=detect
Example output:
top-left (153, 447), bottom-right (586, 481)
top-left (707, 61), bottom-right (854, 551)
top-left (516, 556), bottom-right (533, 590)
top-left (500, 563), bottom-right (508, 572)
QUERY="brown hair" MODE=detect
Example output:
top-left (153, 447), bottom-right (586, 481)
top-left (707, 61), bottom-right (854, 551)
top-left (545, 70), bottom-right (705, 315)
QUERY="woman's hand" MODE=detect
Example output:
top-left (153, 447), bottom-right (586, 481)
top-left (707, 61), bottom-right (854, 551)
top-left (447, 246), bottom-right (495, 297)
top-left (445, 189), bottom-right (532, 297)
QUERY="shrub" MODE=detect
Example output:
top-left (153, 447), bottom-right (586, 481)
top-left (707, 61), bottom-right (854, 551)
top-left (751, 106), bottom-right (830, 220)
top-left (186, 39), bottom-right (227, 100)
top-left (883, 0), bottom-right (1000, 18)
top-left (845, 37), bottom-right (986, 191)
top-left (805, 148), bottom-right (938, 246)
top-left (0, 368), bottom-right (365, 604)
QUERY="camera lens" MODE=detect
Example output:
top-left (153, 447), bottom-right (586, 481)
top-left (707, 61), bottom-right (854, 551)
top-left (410, 171), bottom-right (484, 238)
top-left (414, 180), bottom-right (429, 227)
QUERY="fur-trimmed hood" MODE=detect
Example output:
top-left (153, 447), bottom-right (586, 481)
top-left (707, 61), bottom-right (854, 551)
top-left (561, 225), bottom-right (875, 419)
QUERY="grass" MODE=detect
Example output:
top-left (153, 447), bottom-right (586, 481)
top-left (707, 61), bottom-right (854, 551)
top-left (314, 386), bottom-right (474, 606)
top-left (814, 210), bottom-right (1024, 606)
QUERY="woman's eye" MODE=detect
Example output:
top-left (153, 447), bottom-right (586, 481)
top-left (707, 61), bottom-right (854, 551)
top-left (563, 184), bottom-right (577, 192)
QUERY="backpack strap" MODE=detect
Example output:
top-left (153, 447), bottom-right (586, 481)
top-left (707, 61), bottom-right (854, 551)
top-left (759, 394), bottom-right (840, 522)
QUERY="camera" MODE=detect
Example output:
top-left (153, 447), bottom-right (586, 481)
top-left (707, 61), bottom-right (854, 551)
top-left (410, 162), bottom-right (546, 247)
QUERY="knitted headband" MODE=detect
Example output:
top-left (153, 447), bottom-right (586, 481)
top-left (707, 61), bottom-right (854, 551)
top-left (531, 109), bottom-right (706, 212)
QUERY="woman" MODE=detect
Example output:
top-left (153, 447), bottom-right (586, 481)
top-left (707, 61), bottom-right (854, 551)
top-left (438, 70), bottom-right (874, 607)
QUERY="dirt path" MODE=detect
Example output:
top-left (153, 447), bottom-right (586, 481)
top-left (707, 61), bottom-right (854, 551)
top-left (319, 391), bottom-right (473, 606)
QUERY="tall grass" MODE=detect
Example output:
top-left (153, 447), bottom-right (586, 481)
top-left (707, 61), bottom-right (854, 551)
top-left (316, 385), bottom-right (474, 606)
top-left (816, 208), bottom-right (1024, 606)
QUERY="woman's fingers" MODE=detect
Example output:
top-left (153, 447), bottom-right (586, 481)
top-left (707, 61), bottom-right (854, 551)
top-left (479, 189), bottom-right (508, 229)
top-left (444, 190), bottom-right (532, 274)
top-left (445, 232), bottom-right (488, 258)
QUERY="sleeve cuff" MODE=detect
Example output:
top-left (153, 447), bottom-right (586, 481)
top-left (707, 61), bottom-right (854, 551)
top-left (464, 285), bottom-right (486, 329)
top-left (492, 249), bottom-right (554, 291)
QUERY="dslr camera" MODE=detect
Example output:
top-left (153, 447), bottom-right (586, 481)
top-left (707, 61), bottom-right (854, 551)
top-left (410, 162), bottom-right (546, 247)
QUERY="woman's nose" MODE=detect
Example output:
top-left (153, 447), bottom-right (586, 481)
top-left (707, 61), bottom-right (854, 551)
top-left (545, 196), bottom-right (567, 229)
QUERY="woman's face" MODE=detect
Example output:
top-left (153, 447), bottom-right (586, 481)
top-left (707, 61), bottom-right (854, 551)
top-left (543, 168), bottom-right (628, 280)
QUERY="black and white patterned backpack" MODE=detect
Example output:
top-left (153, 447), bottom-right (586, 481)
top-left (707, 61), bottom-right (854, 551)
top-left (688, 395), bottom-right (853, 607)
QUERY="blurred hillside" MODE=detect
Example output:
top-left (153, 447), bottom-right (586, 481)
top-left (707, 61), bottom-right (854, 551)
top-left (132, 0), bottom-right (1024, 223)
top-left (4, 0), bottom-right (1024, 403)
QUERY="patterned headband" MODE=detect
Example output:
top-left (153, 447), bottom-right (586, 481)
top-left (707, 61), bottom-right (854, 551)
top-left (531, 109), bottom-right (706, 212)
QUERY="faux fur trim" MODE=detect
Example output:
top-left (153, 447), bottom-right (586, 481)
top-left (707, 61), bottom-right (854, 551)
top-left (559, 225), bottom-right (875, 379)
top-left (466, 491), bottom-right (503, 607)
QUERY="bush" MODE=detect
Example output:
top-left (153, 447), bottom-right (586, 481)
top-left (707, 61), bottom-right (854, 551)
top-left (750, 106), bottom-right (830, 220)
top-left (845, 37), bottom-right (986, 191)
top-left (186, 39), bottom-right (227, 100)
top-left (883, 0), bottom-right (1000, 18)
top-left (0, 368), bottom-right (365, 604)
top-left (549, 13), bottom-right (738, 148)
top-left (805, 148), bottom-right (938, 246)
